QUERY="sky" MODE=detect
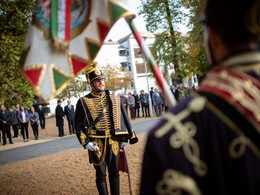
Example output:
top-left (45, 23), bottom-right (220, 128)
top-left (105, 0), bottom-right (190, 42)
top-left (105, 0), bottom-right (147, 41)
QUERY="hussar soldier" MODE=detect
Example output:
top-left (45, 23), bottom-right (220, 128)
top-left (141, 0), bottom-right (260, 194)
top-left (75, 63), bottom-right (138, 195)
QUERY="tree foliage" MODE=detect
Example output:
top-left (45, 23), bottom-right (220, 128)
top-left (102, 64), bottom-right (131, 92)
top-left (139, 0), bottom-right (188, 81)
top-left (139, 0), bottom-right (209, 84)
top-left (56, 79), bottom-right (86, 102)
top-left (182, 0), bottom-right (209, 81)
top-left (0, 0), bottom-right (36, 109)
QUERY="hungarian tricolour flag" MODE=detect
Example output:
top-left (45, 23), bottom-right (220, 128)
top-left (20, 0), bottom-right (135, 102)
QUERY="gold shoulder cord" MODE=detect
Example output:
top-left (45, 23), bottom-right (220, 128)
top-left (155, 96), bottom-right (208, 177)
top-left (80, 97), bottom-right (108, 166)
top-left (156, 169), bottom-right (202, 195)
top-left (155, 94), bottom-right (260, 195)
top-left (205, 100), bottom-right (260, 159)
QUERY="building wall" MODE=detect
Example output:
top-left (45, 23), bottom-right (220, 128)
top-left (46, 33), bottom-right (162, 115)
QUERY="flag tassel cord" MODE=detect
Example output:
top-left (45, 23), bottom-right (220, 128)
top-left (125, 17), bottom-right (177, 108)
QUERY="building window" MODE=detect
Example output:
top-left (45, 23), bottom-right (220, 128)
top-left (119, 50), bottom-right (127, 56)
top-left (134, 48), bottom-right (143, 58)
top-left (136, 63), bottom-right (152, 74)
top-left (121, 62), bottom-right (128, 71)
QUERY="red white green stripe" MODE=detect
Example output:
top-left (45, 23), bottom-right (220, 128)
top-left (51, 0), bottom-right (71, 41)
top-left (127, 18), bottom-right (177, 108)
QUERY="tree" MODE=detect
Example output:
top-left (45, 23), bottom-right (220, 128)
top-left (182, 0), bottom-right (209, 80)
top-left (182, 0), bottom-right (209, 81)
top-left (102, 64), bottom-right (132, 92)
top-left (56, 79), bottom-right (86, 102)
top-left (0, 0), bottom-right (36, 109)
top-left (139, 0), bottom-right (188, 81)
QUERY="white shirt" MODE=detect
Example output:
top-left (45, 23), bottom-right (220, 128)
top-left (22, 111), bottom-right (26, 122)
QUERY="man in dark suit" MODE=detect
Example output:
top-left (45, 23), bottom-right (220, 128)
top-left (150, 87), bottom-right (154, 105)
top-left (140, 90), bottom-right (150, 117)
top-left (37, 105), bottom-right (45, 129)
top-left (152, 88), bottom-right (162, 117)
top-left (64, 100), bottom-right (75, 135)
top-left (55, 100), bottom-right (65, 137)
top-left (0, 105), bottom-right (13, 145)
top-left (171, 85), bottom-right (179, 102)
top-left (8, 106), bottom-right (18, 137)
top-left (133, 90), bottom-right (140, 118)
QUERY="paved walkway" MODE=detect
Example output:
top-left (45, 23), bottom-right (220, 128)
top-left (0, 118), bottom-right (160, 166)
top-left (0, 112), bottom-right (159, 152)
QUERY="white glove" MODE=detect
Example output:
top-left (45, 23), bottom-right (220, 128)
top-left (85, 142), bottom-right (99, 152)
top-left (120, 142), bottom-right (127, 149)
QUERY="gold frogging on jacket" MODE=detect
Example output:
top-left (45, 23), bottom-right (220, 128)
top-left (82, 93), bottom-right (120, 158)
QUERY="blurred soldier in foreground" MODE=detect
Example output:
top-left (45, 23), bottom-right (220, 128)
top-left (75, 63), bottom-right (138, 195)
top-left (141, 0), bottom-right (260, 194)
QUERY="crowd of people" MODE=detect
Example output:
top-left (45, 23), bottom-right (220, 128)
top-left (55, 100), bottom-right (75, 137)
top-left (0, 83), bottom-right (196, 145)
top-left (117, 83), bottom-right (197, 120)
top-left (0, 104), bottom-right (46, 145)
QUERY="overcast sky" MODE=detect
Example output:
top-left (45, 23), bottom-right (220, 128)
top-left (105, 0), bottom-right (189, 42)
top-left (105, 0), bottom-right (147, 41)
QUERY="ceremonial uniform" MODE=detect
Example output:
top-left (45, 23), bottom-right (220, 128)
top-left (141, 0), bottom-right (260, 193)
top-left (75, 64), bottom-right (138, 195)
top-left (141, 52), bottom-right (260, 195)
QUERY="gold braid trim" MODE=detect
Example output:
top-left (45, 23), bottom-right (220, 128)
top-left (80, 132), bottom-right (87, 146)
top-left (205, 101), bottom-right (260, 159)
top-left (111, 95), bottom-right (121, 130)
top-left (83, 93), bottom-right (111, 132)
top-left (155, 94), bottom-right (260, 180)
top-left (156, 169), bottom-right (202, 195)
top-left (155, 97), bottom-right (208, 177)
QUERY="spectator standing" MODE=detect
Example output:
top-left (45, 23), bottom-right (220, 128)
top-left (8, 106), bottom-right (18, 138)
top-left (171, 85), bottom-right (179, 102)
top-left (55, 100), bottom-right (65, 137)
top-left (29, 106), bottom-right (39, 140)
top-left (0, 105), bottom-right (13, 145)
top-left (152, 88), bottom-right (162, 117)
top-left (161, 90), bottom-right (168, 113)
top-left (133, 90), bottom-right (140, 118)
top-left (178, 84), bottom-right (189, 101)
top-left (17, 105), bottom-right (30, 142)
top-left (127, 92), bottom-right (135, 120)
top-left (16, 104), bottom-right (21, 130)
top-left (64, 100), bottom-right (75, 135)
top-left (140, 90), bottom-right (150, 117)
top-left (37, 105), bottom-right (45, 129)
top-left (150, 87), bottom-right (154, 106)
top-left (120, 93), bottom-right (128, 114)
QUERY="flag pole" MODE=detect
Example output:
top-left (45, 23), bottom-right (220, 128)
top-left (125, 17), bottom-right (177, 108)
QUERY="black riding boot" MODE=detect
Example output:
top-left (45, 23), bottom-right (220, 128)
top-left (109, 178), bottom-right (119, 195)
top-left (97, 181), bottom-right (108, 195)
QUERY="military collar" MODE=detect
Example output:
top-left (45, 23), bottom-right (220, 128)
top-left (90, 90), bottom-right (105, 98)
top-left (221, 51), bottom-right (260, 67)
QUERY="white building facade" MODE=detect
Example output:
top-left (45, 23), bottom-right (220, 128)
top-left (44, 32), bottom-right (162, 115)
